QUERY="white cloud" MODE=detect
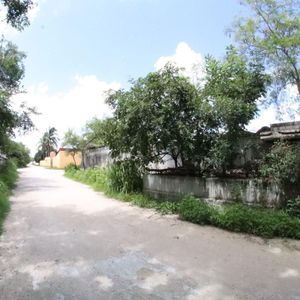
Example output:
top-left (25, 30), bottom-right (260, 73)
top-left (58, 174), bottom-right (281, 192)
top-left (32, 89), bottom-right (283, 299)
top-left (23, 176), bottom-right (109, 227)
top-left (0, 0), bottom-right (40, 36)
top-left (154, 42), bottom-right (205, 85)
top-left (155, 42), bottom-right (300, 132)
top-left (247, 84), bottom-right (300, 132)
top-left (12, 75), bottom-right (121, 155)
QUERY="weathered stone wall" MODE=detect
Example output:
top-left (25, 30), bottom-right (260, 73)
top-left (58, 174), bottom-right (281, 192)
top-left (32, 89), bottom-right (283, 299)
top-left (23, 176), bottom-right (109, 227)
top-left (83, 147), bottom-right (112, 168)
top-left (143, 174), bottom-right (282, 207)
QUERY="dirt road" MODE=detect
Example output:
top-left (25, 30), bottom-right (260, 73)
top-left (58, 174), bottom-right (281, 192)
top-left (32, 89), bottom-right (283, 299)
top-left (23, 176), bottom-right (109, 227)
top-left (0, 166), bottom-right (299, 300)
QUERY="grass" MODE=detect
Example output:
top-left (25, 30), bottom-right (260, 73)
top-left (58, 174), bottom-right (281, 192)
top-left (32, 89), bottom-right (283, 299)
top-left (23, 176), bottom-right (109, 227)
top-left (0, 160), bottom-right (18, 234)
top-left (65, 166), bottom-right (300, 239)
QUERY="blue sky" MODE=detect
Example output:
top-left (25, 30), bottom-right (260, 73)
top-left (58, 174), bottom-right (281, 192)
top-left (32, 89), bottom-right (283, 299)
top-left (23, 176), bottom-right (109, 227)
top-left (2, 0), bottom-right (287, 154)
top-left (12, 0), bottom-right (240, 90)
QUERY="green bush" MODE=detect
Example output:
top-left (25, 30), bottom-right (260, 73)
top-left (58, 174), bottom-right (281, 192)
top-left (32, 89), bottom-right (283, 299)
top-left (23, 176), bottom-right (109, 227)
top-left (107, 160), bottom-right (143, 193)
top-left (4, 140), bottom-right (31, 168)
top-left (0, 159), bottom-right (18, 234)
top-left (287, 196), bottom-right (300, 218)
top-left (0, 160), bottom-right (18, 189)
top-left (260, 141), bottom-right (300, 202)
top-left (177, 195), bottom-right (300, 239)
top-left (178, 195), bottom-right (213, 225)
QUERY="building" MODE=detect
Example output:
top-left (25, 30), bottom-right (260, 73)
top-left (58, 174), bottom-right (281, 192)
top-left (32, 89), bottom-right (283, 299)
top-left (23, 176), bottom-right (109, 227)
top-left (39, 147), bottom-right (82, 169)
top-left (259, 121), bottom-right (300, 142)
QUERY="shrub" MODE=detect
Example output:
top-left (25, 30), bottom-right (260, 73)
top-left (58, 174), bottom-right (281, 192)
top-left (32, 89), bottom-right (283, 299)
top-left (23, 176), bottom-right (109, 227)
top-left (260, 141), bottom-right (300, 202)
top-left (0, 159), bottom-right (18, 189)
top-left (178, 195), bottom-right (213, 225)
top-left (0, 159), bottom-right (18, 234)
top-left (64, 164), bottom-right (79, 173)
top-left (177, 195), bottom-right (300, 239)
top-left (286, 196), bottom-right (300, 218)
top-left (107, 160), bottom-right (143, 193)
top-left (157, 201), bottom-right (179, 215)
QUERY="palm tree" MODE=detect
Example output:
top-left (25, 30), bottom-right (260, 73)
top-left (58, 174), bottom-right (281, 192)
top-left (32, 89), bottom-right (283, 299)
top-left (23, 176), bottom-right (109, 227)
top-left (38, 127), bottom-right (58, 158)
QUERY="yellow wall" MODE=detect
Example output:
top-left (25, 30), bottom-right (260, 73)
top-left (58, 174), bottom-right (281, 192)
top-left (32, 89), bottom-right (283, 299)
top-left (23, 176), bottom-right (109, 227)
top-left (39, 157), bottom-right (51, 168)
top-left (52, 150), bottom-right (82, 169)
top-left (39, 150), bottom-right (82, 169)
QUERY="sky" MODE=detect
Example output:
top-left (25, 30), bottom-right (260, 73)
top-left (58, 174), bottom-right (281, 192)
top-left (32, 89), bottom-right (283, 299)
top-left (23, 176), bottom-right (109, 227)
top-left (1, 0), bottom-right (298, 154)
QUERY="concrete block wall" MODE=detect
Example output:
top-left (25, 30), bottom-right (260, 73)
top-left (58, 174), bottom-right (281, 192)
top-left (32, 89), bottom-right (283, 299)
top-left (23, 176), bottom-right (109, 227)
top-left (143, 174), bottom-right (282, 207)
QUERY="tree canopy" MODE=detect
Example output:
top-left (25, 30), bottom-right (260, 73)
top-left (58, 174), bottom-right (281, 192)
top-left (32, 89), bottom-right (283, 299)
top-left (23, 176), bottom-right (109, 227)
top-left (105, 52), bottom-right (269, 173)
top-left (230, 0), bottom-right (300, 102)
top-left (37, 127), bottom-right (58, 159)
top-left (1, 0), bottom-right (33, 30)
top-left (0, 40), bottom-right (34, 152)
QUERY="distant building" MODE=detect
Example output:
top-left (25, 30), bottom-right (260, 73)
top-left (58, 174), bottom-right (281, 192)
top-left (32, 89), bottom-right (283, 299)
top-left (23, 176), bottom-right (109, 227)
top-left (39, 147), bottom-right (82, 169)
top-left (258, 121), bottom-right (300, 142)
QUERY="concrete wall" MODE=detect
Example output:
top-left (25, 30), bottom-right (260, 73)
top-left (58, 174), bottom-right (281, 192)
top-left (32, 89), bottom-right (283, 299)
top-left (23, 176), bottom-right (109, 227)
top-left (83, 147), bottom-right (112, 168)
top-left (52, 150), bottom-right (82, 169)
top-left (143, 174), bottom-right (282, 207)
top-left (40, 157), bottom-right (51, 168)
top-left (40, 150), bottom-right (82, 169)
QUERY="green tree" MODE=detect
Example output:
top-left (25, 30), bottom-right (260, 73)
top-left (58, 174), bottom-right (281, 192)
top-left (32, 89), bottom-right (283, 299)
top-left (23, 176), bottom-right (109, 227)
top-left (62, 129), bottom-right (84, 167)
top-left (106, 65), bottom-right (213, 169)
top-left (33, 149), bottom-right (43, 163)
top-left (4, 139), bottom-right (30, 167)
top-left (1, 0), bottom-right (33, 30)
top-left (202, 47), bottom-right (270, 173)
top-left (85, 118), bottom-right (110, 147)
top-left (230, 0), bottom-right (300, 100)
top-left (106, 52), bottom-right (269, 175)
top-left (38, 127), bottom-right (58, 158)
top-left (0, 40), bottom-right (35, 153)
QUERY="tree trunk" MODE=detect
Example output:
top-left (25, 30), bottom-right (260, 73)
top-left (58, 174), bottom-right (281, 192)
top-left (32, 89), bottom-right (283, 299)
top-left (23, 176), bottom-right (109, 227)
top-left (82, 149), bottom-right (86, 170)
top-left (72, 153), bottom-right (76, 166)
top-left (173, 156), bottom-right (178, 169)
top-left (296, 78), bottom-right (300, 95)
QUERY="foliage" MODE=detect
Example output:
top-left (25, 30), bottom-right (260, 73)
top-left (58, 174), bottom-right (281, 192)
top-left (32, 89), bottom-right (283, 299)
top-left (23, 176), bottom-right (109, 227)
top-left (0, 159), bottom-right (18, 234)
top-left (1, 0), bottom-right (33, 30)
top-left (260, 140), bottom-right (300, 200)
top-left (0, 159), bottom-right (18, 188)
top-left (4, 139), bottom-right (30, 167)
top-left (106, 58), bottom-right (268, 174)
top-left (0, 40), bottom-right (35, 152)
top-left (178, 195), bottom-right (300, 239)
top-left (202, 47), bottom-right (270, 173)
top-left (107, 160), bottom-right (143, 193)
top-left (106, 64), bottom-right (207, 168)
top-left (33, 149), bottom-right (43, 163)
top-left (230, 0), bottom-right (300, 100)
top-left (178, 195), bottom-right (213, 225)
top-left (62, 129), bottom-right (84, 166)
top-left (36, 127), bottom-right (58, 160)
top-left (85, 118), bottom-right (111, 147)
top-left (287, 196), bottom-right (300, 218)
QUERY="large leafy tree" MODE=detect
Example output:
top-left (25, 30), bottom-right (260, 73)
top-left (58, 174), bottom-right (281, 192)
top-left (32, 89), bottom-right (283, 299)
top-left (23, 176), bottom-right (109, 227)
top-left (0, 0), bottom-right (35, 157)
top-left (0, 40), bottom-right (34, 152)
top-left (106, 65), bottom-right (216, 169)
top-left (230, 0), bottom-right (300, 101)
top-left (105, 51), bottom-right (269, 174)
top-left (202, 47), bottom-right (270, 173)
top-left (1, 0), bottom-right (33, 30)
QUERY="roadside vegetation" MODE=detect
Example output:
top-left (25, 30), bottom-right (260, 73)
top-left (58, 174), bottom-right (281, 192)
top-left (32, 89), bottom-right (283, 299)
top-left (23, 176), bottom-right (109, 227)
top-left (65, 164), bottom-right (300, 239)
top-left (0, 2), bottom-right (35, 234)
top-left (0, 160), bottom-right (18, 233)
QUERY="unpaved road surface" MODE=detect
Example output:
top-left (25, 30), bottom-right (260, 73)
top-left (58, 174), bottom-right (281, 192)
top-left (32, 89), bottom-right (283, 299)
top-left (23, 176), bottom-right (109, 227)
top-left (0, 166), bottom-right (300, 300)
